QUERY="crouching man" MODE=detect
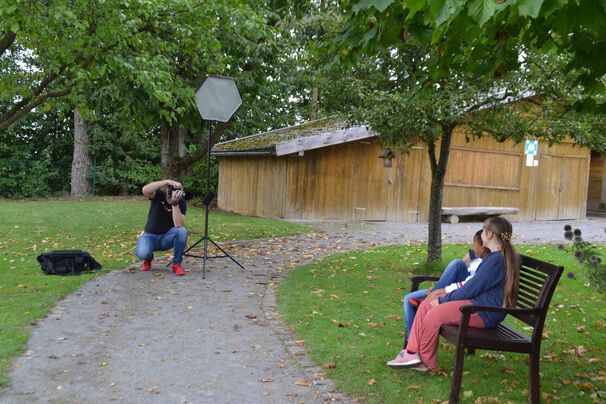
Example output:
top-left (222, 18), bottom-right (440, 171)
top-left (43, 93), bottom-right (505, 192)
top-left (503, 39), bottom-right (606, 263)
top-left (135, 179), bottom-right (188, 276)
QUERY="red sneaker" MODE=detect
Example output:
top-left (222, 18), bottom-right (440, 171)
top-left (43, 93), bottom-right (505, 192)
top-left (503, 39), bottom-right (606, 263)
top-left (172, 263), bottom-right (185, 276)
top-left (408, 297), bottom-right (425, 308)
top-left (141, 260), bottom-right (152, 271)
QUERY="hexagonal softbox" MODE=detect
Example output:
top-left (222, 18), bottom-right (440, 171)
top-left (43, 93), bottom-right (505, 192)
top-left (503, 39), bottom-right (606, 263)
top-left (194, 75), bottom-right (242, 122)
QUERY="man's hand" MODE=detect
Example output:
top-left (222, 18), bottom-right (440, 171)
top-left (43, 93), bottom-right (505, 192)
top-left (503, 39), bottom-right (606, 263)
top-left (166, 179), bottom-right (182, 189)
top-left (142, 179), bottom-right (182, 199)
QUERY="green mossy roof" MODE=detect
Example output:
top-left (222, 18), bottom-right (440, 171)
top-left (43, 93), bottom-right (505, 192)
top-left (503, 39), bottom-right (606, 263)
top-left (213, 117), bottom-right (350, 153)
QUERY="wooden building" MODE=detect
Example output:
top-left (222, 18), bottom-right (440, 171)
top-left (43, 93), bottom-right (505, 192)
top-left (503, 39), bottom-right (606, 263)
top-left (212, 117), bottom-right (592, 222)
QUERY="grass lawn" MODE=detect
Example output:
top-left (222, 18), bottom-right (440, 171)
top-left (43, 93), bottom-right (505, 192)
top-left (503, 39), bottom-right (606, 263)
top-left (0, 198), bottom-right (309, 387)
top-left (278, 243), bottom-right (606, 403)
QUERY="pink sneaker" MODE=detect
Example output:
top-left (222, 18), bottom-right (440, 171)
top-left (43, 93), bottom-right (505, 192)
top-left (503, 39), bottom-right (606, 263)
top-left (386, 350), bottom-right (421, 369)
top-left (141, 260), bottom-right (152, 271)
top-left (171, 263), bottom-right (185, 276)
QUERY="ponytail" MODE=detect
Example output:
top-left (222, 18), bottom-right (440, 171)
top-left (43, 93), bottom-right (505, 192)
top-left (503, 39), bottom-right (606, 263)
top-left (484, 217), bottom-right (520, 307)
top-left (501, 238), bottom-right (520, 307)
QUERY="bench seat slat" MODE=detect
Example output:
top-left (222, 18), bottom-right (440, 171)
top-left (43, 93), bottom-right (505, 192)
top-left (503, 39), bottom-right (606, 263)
top-left (441, 324), bottom-right (532, 353)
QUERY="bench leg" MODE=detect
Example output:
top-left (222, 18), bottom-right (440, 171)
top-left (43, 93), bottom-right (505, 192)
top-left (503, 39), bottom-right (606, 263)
top-left (529, 350), bottom-right (540, 404)
top-left (449, 344), bottom-right (466, 403)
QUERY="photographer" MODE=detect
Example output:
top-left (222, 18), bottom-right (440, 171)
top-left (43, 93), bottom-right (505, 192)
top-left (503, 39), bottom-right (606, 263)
top-left (134, 179), bottom-right (188, 276)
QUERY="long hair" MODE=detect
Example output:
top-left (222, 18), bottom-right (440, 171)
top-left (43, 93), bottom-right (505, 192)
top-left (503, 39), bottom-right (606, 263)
top-left (484, 217), bottom-right (519, 307)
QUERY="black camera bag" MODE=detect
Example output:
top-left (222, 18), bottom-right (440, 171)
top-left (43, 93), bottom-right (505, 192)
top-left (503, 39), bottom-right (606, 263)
top-left (37, 250), bottom-right (102, 275)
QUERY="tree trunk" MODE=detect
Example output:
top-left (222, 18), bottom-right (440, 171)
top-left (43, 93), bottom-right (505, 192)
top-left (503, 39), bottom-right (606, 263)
top-left (426, 125), bottom-right (454, 263)
top-left (159, 118), bottom-right (228, 179)
top-left (160, 118), bottom-right (187, 178)
top-left (70, 108), bottom-right (92, 198)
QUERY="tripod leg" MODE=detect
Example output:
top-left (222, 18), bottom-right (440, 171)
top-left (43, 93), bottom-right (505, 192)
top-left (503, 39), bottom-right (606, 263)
top-left (208, 237), bottom-right (244, 269)
top-left (184, 236), bottom-right (205, 255)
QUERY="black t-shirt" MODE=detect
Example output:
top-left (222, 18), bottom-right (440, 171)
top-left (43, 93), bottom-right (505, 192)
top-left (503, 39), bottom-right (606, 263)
top-left (144, 190), bottom-right (187, 234)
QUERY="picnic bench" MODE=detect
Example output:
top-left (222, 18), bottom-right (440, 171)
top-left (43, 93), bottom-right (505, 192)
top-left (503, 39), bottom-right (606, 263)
top-left (410, 254), bottom-right (563, 403)
top-left (441, 207), bottom-right (519, 224)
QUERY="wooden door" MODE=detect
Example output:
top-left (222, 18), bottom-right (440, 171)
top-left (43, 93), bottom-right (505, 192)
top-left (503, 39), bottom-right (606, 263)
top-left (536, 156), bottom-right (560, 220)
top-left (536, 155), bottom-right (587, 220)
top-left (558, 157), bottom-right (587, 219)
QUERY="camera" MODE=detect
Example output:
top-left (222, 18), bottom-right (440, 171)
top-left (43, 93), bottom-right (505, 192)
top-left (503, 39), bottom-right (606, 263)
top-left (168, 185), bottom-right (193, 200)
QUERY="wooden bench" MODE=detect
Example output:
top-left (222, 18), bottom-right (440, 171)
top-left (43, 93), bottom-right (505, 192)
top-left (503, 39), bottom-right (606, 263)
top-left (410, 254), bottom-right (563, 403)
top-left (441, 207), bottom-right (519, 224)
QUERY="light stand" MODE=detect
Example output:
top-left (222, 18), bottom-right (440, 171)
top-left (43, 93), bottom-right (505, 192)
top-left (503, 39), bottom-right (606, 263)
top-left (183, 75), bottom-right (244, 278)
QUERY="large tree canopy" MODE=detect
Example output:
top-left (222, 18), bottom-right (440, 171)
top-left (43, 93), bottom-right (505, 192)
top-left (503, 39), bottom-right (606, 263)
top-left (339, 0), bottom-right (606, 110)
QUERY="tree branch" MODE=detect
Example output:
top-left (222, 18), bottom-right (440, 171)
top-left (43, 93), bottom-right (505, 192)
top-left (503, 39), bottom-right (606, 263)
top-left (0, 30), bottom-right (16, 56)
top-left (178, 121), bottom-right (230, 167)
top-left (0, 63), bottom-right (69, 128)
top-left (0, 80), bottom-right (75, 131)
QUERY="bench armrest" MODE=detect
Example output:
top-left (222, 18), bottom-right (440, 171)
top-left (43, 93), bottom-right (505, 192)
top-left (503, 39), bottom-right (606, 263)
top-left (410, 275), bottom-right (440, 293)
top-left (453, 305), bottom-right (544, 345)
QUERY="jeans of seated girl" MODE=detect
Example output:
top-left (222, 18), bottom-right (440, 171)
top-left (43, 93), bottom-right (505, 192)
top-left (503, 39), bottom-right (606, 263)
top-left (135, 226), bottom-right (188, 264)
top-left (402, 259), bottom-right (469, 346)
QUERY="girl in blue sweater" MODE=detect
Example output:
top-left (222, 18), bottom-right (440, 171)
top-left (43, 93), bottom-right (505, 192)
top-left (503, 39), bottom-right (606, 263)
top-left (388, 216), bottom-right (520, 370)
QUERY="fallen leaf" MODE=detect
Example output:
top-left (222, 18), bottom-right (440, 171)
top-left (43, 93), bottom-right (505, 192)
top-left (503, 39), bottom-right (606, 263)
top-left (367, 379), bottom-right (376, 386)
top-left (259, 378), bottom-right (273, 383)
top-left (324, 362), bottom-right (336, 369)
top-left (295, 380), bottom-right (314, 387)
top-left (474, 397), bottom-right (501, 403)
top-left (576, 381), bottom-right (594, 392)
top-left (407, 385), bottom-right (420, 391)
top-left (500, 366), bottom-right (515, 376)
top-left (463, 390), bottom-right (474, 398)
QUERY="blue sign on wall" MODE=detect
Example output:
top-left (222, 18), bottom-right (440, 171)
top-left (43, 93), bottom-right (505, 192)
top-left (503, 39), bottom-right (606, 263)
top-left (525, 139), bottom-right (538, 156)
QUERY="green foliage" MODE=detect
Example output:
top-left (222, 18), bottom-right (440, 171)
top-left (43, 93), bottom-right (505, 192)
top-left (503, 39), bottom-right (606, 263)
top-left (561, 225), bottom-right (606, 296)
top-left (87, 122), bottom-right (162, 195)
top-left (0, 110), bottom-right (72, 198)
top-left (183, 156), bottom-right (219, 199)
top-left (278, 243), bottom-right (606, 402)
top-left (341, 0), bottom-right (606, 110)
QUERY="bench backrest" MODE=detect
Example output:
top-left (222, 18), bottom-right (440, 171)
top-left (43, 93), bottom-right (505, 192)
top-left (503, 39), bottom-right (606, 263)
top-left (513, 254), bottom-right (563, 327)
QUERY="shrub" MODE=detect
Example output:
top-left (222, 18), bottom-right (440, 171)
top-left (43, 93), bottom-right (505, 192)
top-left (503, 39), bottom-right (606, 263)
top-left (560, 225), bottom-right (606, 295)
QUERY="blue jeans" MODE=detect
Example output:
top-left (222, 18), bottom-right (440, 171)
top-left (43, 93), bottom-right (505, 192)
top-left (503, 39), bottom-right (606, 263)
top-left (135, 227), bottom-right (188, 264)
top-left (402, 259), bottom-right (469, 346)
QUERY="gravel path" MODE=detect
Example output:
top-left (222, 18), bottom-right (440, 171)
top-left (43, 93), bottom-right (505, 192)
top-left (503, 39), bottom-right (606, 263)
top-left (1, 218), bottom-right (604, 403)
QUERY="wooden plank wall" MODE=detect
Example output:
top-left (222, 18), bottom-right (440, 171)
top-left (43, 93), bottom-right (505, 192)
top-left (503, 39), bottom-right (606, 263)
top-left (284, 140), bottom-right (390, 220)
top-left (217, 127), bottom-right (591, 222)
top-left (440, 127), bottom-right (590, 221)
top-left (217, 157), bottom-right (286, 217)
